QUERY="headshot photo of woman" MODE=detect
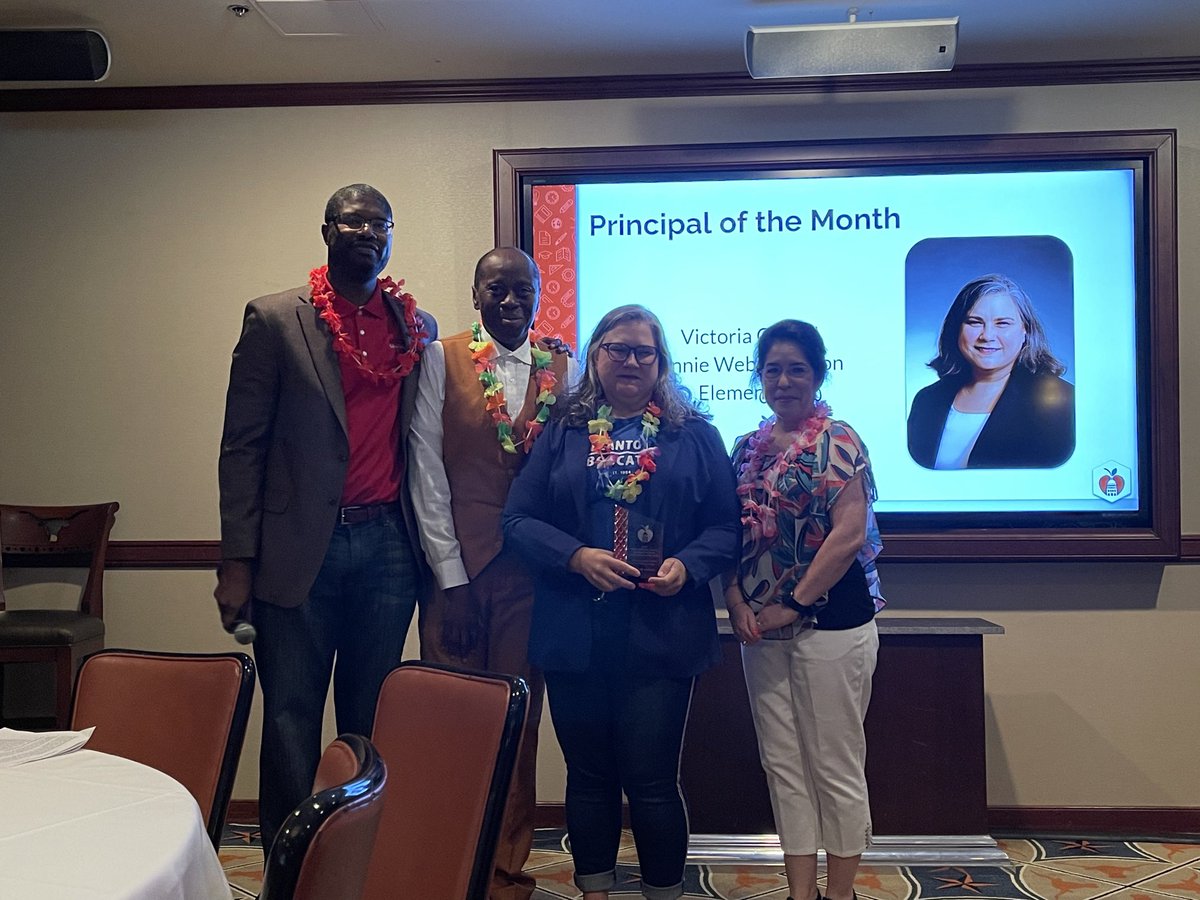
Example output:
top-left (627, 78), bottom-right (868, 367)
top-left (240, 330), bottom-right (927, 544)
top-left (907, 273), bottom-right (1075, 469)
top-left (502, 304), bottom-right (740, 900)
top-left (724, 320), bottom-right (884, 900)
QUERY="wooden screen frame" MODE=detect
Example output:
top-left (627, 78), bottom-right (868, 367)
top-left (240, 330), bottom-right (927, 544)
top-left (494, 131), bottom-right (1179, 561)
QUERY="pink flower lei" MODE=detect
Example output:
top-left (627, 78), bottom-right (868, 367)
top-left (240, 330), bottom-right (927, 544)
top-left (308, 264), bottom-right (427, 384)
top-left (736, 401), bottom-right (832, 542)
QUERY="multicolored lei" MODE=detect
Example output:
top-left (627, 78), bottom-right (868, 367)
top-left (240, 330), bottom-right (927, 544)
top-left (469, 321), bottom-right (557, 454)
top-left (588, 401), bottom-right (661, 502)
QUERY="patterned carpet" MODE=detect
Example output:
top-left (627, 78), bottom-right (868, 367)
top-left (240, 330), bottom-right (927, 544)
top-left (218, 825), bottom-right (1200, 899)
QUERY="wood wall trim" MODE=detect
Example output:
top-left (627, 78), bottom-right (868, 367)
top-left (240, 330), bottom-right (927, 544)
top-left (1181, 535), bottom-right (1200, 560)
top-left (3, 57), bottom-right (1200, 112)
top-left (989, 806), bottom-right (1200, 837)
top-left (105, 536), bottom-right (1200, 568)
top-left (548, 804), bottom-right (1200, 837)
top-left (106, 540), bottom-right (220, 568)
top-left (225, 800), bottom-right (258, 828)
top-left (228, 801), bottom-right (1200, 836)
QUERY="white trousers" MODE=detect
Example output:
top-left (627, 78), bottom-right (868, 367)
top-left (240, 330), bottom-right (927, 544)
top-left (741, 620), bottom-right (879, 857)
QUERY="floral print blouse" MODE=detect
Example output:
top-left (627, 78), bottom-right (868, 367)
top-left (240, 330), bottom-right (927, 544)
top-left (732, 413), bottom-right (884, 635)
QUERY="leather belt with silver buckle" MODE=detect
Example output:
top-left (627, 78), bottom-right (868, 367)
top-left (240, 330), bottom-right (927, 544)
top-left (337, 502), bottom-right (400, 526)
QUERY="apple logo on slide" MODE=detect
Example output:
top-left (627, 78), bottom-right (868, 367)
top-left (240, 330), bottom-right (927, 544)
top-left (1092, 460), bottom-right (1132, 502)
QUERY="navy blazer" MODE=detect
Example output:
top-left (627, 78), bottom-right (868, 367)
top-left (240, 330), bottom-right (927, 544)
top-left (907, 366), bottom-right (1075, 469)
top-left (502, 415), bottom-right (741, 678)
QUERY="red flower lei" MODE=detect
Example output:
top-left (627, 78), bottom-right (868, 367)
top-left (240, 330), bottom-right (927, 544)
top-left (308, 265), bottom-right (427, 384)
top-left (736, 402), bottom-right (831, 541)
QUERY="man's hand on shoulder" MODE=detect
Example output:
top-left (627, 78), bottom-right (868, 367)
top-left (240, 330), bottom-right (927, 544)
top-left (542, 335), bottom-right (573, 358)
top-left (214, 559), bottom-right (253, 630)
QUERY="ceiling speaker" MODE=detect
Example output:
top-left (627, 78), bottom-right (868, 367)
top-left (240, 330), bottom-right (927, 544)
top-left (746, 17), bottom-right (958, 79)
top-left (0, 30), bottom-right (110, 82)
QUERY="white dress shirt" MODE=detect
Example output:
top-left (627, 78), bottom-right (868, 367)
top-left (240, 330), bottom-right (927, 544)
top-left (409, 326), bottom-right (578, 589)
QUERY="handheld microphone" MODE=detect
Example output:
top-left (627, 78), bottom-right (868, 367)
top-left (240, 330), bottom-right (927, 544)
top-left (230, 620), bottom-right (257, 645)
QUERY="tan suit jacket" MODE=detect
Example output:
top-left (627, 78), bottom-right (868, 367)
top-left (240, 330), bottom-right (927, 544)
top-left (218, 283), bottom-right (436, 607)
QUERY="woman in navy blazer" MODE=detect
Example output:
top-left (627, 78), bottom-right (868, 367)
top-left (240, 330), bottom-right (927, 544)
top-left (503, 304), bottom-right (740, 900)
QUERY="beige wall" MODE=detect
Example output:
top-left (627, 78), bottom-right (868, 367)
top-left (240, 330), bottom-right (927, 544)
top-left (1, 80), bottom-right (1198, 809)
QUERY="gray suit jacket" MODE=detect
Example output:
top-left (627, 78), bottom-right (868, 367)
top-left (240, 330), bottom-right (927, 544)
top-left (218, 283), bottom-right (437, 607)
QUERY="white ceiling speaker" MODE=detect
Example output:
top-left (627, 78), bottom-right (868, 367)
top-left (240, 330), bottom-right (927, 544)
top-left (745, 11), bottom-right (959, 79)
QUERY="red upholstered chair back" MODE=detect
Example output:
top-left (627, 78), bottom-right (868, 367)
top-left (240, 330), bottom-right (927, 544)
top-left (364, 661), bottom-right (529, 900)
top-left (70, 649), bottom-right (255, 848)
top-left (261, 734), bottom-right (388, 900)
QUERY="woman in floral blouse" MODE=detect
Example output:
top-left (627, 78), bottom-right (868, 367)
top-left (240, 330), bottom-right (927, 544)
top-left (724, 319), bottom-right (885, 900)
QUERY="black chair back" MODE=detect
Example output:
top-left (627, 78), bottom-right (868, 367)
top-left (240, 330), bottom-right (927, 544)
top-left (261, 733), bottom-right (388, 900)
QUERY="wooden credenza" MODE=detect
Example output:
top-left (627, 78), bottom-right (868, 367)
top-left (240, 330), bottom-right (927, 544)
top-left (680, 617), bottom-right (1006, 864)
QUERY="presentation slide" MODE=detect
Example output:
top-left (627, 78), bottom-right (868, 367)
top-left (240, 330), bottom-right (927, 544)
top-left (528, 168), bottom-right (1139, 515)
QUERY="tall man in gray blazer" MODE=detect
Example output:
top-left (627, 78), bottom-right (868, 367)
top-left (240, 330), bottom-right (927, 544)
top-left (216, 184), bottom-right (436, 851)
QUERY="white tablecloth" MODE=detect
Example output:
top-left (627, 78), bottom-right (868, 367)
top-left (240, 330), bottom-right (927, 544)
top-left (0, 749), bottom-right (231, 899)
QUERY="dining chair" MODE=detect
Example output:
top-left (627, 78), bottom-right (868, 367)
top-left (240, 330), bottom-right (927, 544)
top-left (259, 733), bottom-right (388, 900)
top-left (363, 660), bottom-right (529, 900)
top-left (0, 502), bottom-right (119, 729)
top-left (70, 648), bottom-right (256, 849)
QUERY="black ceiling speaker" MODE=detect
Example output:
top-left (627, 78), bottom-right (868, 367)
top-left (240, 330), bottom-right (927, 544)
top-left (0, 29), bottom-right (110, 81)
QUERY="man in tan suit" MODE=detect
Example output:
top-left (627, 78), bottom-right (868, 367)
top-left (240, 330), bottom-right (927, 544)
top-left (410, 246), bottom-right (574, 900)
top-left (216, 184), bottom-right (435, 852)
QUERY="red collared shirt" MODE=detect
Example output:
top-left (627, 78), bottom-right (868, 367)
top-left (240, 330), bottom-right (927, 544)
top-left (331, 282), bottom-right (405, 506)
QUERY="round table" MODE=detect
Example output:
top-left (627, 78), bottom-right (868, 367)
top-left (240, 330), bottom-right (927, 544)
top-left (0, 748), bottom-right (230, 899)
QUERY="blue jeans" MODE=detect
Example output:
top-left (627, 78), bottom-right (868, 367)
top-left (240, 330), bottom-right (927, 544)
top-left (254, 509), bottom-right (418, 850)
top-left (545, 596), bottom-right (694, 900)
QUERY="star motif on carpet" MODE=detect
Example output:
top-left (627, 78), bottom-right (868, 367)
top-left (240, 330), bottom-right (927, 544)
top-left (1055, 840), bottom-right (1108, 854)
top-left (932, 868), bottom-right (995, 892)
top-left (229, 828), bottom-right (260, 845)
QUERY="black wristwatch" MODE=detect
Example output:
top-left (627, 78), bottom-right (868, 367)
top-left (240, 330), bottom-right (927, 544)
top-left (781, 594), bottom-right (808, 614)
top-left (782, 590), bottom-right (828, 614)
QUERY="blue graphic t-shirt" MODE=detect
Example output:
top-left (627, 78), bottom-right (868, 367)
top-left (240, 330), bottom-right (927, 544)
top-left (587, 416), bottom-right (649, 551)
